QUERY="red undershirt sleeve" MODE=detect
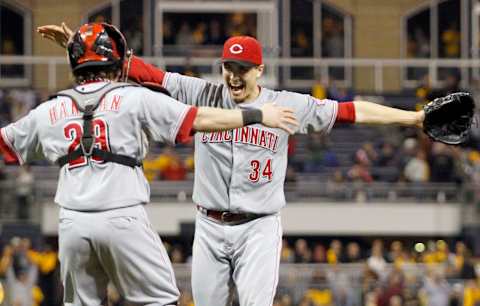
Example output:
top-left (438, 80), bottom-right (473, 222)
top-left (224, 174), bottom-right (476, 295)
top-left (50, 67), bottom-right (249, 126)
top-left (335, 101), bottom-right (356, 123)
top-left (0, 129), bottom-right (20, 164)
top-left (175, 107), bottom-right (198, 144)
top-left (128, 56), bottom-right (166, 85)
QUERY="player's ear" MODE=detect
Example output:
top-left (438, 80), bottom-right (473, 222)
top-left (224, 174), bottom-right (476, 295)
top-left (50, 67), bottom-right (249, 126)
top-left (256, 65), bottom-right (265, 78)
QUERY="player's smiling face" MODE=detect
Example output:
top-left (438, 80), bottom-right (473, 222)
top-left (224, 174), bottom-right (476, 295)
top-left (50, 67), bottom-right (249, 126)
top-left (222, 62), bottom-right (264, 103)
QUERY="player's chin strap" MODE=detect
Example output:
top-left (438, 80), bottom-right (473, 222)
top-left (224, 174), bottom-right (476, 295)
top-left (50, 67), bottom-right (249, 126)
top-left (54, 82), bottom-right (142, 169)
top-left (121, 49), bottom-right (134, 83)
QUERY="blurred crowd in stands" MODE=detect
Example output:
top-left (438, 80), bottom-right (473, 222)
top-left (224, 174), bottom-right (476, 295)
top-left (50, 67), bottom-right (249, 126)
top-left (164, 238), bottom-right (480, 306)
top-left (1, 235), bottom-right (478, 306)
top-left (161, 12), bottom-right (257, 57)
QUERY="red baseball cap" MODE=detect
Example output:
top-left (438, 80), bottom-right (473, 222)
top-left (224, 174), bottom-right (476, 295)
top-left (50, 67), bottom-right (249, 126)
top-left (222, 36), bottom-right (262, 67)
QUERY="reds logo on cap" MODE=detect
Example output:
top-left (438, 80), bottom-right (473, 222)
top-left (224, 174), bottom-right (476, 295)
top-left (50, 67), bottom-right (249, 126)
top-left (229, 44), bottom-right (244, 54)
top-left (222, 36), bottom-right (263, 66)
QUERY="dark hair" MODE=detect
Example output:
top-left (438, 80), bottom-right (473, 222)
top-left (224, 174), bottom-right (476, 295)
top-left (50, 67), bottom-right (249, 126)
top-left (73, 64), bottom-right (121, 84)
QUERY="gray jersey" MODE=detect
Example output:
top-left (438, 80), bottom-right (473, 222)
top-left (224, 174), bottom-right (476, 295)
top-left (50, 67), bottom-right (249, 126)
top-left (163, 73), bottom-right (338, 214)
top-left (0, 81), bottom-right (194, 211)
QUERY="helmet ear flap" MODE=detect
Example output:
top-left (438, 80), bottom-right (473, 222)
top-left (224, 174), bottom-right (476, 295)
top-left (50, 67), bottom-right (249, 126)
top-left (68, 32), bottom-right (86, 69)
top-left (101, 23), bottom-right (127, 60)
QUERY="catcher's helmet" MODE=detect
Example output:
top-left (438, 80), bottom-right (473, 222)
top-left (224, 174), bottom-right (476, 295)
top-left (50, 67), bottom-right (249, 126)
top-left (67, 23), bottom-right (127, 73)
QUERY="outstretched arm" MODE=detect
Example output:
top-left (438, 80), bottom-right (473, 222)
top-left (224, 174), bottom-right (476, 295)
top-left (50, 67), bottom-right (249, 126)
top-left (193, 103), bottom-right (298, 134)
top-left (353, 101), bottom-right (424, 127)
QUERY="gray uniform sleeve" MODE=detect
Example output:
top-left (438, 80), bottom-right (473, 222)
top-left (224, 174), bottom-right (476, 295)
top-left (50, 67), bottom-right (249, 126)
top-left (163, 72), bottom-right (225, 107)
top-left (0, 109), bottom-right (41, 165)
top-left (289, 92), bottom-right (338, 134)
top-left (139, 88), bottom-right (195, 145)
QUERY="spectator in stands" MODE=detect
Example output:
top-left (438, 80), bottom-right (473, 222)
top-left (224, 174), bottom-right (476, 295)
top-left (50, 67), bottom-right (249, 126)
top-left (28, 243), bottom-right (58, 306)
top-left (360, 142), bottom-right (378, 165)
top-left (142, 152), bottom-right (163, 182)
top-left (434, 240), bottom-right (449, 263)
top-left (420, 269), bottom-right (450, 306)
top-left (311, 76), bottom-right (327, 100)
top-left (376, 142), bottom-right (399, 168)
top-left (429, 143), bottom-right (455, 182)
top-left (207, 20), bottom-right (225, 45)
top-left (305, 134), bottom-right (338, 172)
top-left (192, 22), bottom-right (208, 45)
top-left (408, 27), bottom-right (430, 58)
top-left (367, 240), bottom-right (387, 281)
top-left (8, 89), bottom-right (36, 121)
top-left (388, 295), bottom-right (402, 306)
top-left (157, 146), bottom-right (187, 181)
top-left (227, 12), bottom-right (249, 37)
top-left (441, 22), bottom-right (460, 58)
top-left (326, 169), bottom-right (348, 200)
top-left (294, 239), bottom-right (312, 263)
top-left (450, 241), bottom-right (467, 277)
top-left (312, 243), bottom-right (326, 263)
top-left (162, 18), bottom-right (175, 45)
top-left (124, 17), bottom-right (143, 55)
top-left (176, 22), bottom-right (194, 46)
top-left (291, 29), bottom-right (311, 57)
top-left (345, 242), bottom-right (362, 263)
top-left (170, 245), bottom-right (184, 264)
top-left (362, 266), bottom-right (381, 304)
top-left (377, 270), bottom-right (404, 306)
top-left (281, 239), bottom-right (295, 263)
top-left (404, 150), bottom-right (430, 182)
top-left (415, 74), bottom-right (432, 111)
top-left (326, 266), bottom-right (358, 306)
top-left (327, 240), bottom-right (343, 265)
top-left (322, 17), bottom-right (344, 58)
top-left (387, 241), bottom-right (403, 265)
top-left (347, 147), bottom-right (373, 185)
top-left (348, 158), bottom-right (373, 183)
top-left (0, 237), bottom-right (41, 306)
top-left (327, 83), bottom-right (354, 103)
top-left (462, 278), bottom-right (480, 306)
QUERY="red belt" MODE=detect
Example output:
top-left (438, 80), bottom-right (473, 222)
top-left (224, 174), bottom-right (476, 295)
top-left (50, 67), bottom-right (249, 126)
top-left (197, 206), bottom-right (267, 224)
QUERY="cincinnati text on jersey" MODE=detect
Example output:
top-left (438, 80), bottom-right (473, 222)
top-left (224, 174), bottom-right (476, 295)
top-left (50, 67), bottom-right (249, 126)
top-left (48, 95), bottom-right (123, 125)
top-left (200, 126), bottom-right (279, 152)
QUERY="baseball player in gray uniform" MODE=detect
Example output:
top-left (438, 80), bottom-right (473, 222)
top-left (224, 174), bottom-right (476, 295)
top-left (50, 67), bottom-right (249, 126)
top-left (1, 23), bottom-right (297, 306)
top-left (38, 24), bottom-right (425, 306)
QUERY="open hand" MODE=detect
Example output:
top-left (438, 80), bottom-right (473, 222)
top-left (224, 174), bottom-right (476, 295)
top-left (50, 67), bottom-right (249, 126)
top-left (37, 22), bottom-right (73, 48)
top-left (260, 103), bottom-right (299, 134)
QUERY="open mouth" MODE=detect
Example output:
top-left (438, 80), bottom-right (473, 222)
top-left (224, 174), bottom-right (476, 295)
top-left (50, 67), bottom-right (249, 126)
top-left (229, 83), bottom-right (245, 95)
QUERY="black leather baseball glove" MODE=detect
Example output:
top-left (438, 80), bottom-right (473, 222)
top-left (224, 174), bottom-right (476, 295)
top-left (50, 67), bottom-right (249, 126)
top-left (423, 92), bottom-right (475, 144)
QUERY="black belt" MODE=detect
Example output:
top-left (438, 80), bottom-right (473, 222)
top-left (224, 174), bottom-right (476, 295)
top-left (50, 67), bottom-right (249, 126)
top-left (197, 206), bottom-right (267, 224)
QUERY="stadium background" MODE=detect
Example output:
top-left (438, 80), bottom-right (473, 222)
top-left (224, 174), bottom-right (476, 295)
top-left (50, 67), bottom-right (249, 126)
top-left (1, 0), bottom-right (480, 305)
